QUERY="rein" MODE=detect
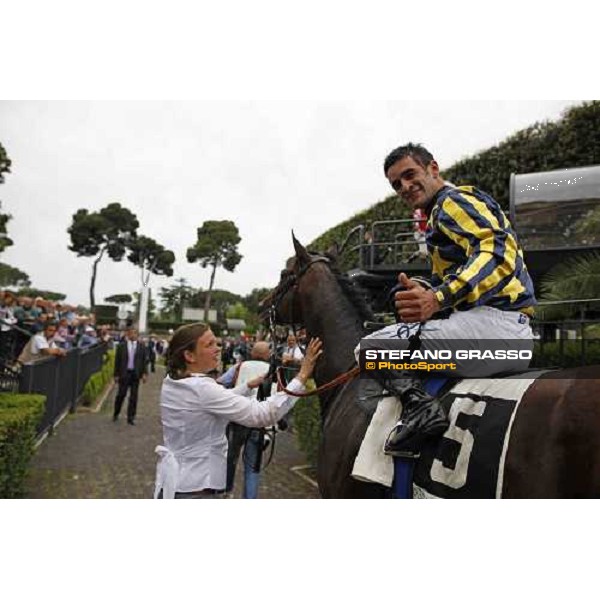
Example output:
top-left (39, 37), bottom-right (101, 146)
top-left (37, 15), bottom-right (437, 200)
top-left (275, 365), bottom-right (361, 398)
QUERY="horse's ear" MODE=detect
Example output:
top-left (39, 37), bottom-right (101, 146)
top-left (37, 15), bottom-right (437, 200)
top-left (292, 231), bottom-right (311, 266)
top-left (325, 242), bottom-right (339, 260)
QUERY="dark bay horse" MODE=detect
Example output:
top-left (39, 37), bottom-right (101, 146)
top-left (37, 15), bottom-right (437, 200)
top-left (265, 236), bottom-right (600, 498)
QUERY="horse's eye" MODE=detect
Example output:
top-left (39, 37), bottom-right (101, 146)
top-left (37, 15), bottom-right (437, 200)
top-left (281, 269), bottom-right (290, 278)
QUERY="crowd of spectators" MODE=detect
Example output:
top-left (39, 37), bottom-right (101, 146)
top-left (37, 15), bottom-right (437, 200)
top-left (217, 330), bottom-right (308, 429)
top-left (0, 290), bottom-right (169, 365)
top-left (0, 291), bottom-right (97, 361)
top-left (1, 288), bottom-right (309, 373)
top-left (219, 329), bottom-right (307, 373)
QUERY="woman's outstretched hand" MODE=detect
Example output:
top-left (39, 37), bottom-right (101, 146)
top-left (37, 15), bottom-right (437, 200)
top-left (297, 337), bottom-right (323, 384)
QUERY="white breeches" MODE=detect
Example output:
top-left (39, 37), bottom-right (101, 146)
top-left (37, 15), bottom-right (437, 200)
top-left (356, 306), bottom-right (535, 378)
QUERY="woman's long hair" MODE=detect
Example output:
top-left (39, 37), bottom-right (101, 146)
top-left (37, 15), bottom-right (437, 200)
top-left (165, 322), bottom-right (210, 379)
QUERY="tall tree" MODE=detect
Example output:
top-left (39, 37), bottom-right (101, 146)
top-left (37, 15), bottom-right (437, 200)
top-left (0, 262), bottom-right (31, 288)
top-left (186, 220), bottom-right (242, 322)
top-left (127, 235), bottom-right (175, 284)
top-left (0, 210), bottom-right (12, 255)
top-left (132, 290), bottom-right (157, 321)
top-left (67, 202), bottom-right (139, 309)
top-left (0, 142), bottom-right (11, 185)
top-left (127, 235), bottom-right (175, 331)
top-left (244, 287), bottom-right (273, 314)
top-left (17, 288), bottom-right (66, 301)
top-left (192, 288), bottom-right (242, 312)
top-left (159, 278), bottom-right (195, 321)
top-left (0, 142), bottom-right (13, 254)
top-left (243, 286), bottom-right (273, 330)
top-left (226, 301), bottom-right (249, 321)
top-left (105, 294), bottom-right (133, 304)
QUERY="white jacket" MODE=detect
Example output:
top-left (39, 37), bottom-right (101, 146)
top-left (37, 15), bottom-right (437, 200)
top-left (154, 373), bottom-right (303, 498)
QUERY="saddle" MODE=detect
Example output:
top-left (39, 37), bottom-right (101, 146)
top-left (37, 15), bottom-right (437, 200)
top-left (357, 368), bottom-right (542, 417)
top-left (354, 369), bottom-right (548, 498)
top-left (357, 374), bottom-right (455, 417)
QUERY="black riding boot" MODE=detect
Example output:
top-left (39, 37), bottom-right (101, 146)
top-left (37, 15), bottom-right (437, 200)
top-left (380, 376), bottom-right (448, 457)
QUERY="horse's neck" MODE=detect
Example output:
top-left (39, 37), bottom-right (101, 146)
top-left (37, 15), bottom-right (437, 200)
top-left (302, 289), bottom-right (364, 389)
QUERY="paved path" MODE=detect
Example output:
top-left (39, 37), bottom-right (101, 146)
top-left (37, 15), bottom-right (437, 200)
top-left (24, 368), bottom-right (320, 499)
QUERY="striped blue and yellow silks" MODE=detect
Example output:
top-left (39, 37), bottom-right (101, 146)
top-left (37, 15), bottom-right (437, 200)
top-left (427, 185), bottom-right (536, 316)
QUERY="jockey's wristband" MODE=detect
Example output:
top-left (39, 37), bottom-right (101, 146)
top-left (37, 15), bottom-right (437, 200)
top-left (434, 286), bottom-right (453, 310)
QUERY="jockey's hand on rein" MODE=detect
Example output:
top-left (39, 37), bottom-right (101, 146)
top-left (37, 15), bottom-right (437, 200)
top-left (394, 272), bottom-right (440, 323)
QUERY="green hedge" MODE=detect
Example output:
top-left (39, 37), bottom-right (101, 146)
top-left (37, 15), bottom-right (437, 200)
top-left (0, 393), bottom-right (45, 498)
top-left (531, 340), bottom-right (600, 369)
top-left (81, 349), bottom-right (115, 406)
top-left (443, 102), bottom-right (600, 212)
top-left (310, 101), bottom-right (600, 248)
top-left (292, 379), bottom-right (322, 466)
top-left (309, 193), bottom-right (411, 269)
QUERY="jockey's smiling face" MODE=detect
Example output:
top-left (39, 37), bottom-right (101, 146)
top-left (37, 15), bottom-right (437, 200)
top-left (386, 155), bottom-right (444, 210)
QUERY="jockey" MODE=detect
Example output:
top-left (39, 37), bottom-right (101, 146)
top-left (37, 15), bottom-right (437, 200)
top-left (362, 143), bottom-right (537, 457)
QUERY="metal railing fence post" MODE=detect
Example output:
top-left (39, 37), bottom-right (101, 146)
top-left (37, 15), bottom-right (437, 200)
top-left (75, 348), bottom-right (82, 404)
top-left (69, 349), bottom-right (79, 413)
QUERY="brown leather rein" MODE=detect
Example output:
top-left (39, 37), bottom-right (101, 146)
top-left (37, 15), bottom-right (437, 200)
top-left (266, 256), bottom-right (361, 398)
top-left (275, 365), bottom-right (361, 398)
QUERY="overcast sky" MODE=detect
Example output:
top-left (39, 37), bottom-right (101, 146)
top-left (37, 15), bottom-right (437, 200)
top-left (0, 100), bottom-right (577, 309)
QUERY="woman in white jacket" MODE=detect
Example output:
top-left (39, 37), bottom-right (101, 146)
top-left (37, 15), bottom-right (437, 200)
top-left (155, 322), bottom-right (322, 499)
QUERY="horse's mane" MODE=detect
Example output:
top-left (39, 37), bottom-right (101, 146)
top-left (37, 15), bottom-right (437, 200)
top-left (317, 251), bottom-right (375, 323)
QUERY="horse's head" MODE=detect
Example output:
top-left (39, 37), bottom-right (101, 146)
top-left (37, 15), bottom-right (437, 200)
top-left (260, 234), bottom-right (335, 327)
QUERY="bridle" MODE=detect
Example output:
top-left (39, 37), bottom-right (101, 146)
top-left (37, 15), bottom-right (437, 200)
top-left (264, 255), bottom-right (360, 398)
top-left (266, 255), bottom-right (331, 321)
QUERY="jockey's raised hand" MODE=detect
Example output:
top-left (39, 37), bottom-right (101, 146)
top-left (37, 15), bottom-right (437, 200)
top-left (394, 272), bottom-right (440, 323)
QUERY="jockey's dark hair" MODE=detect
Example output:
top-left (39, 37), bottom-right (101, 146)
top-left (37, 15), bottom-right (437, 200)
top-left (166, 322), bottom-right (210, 380)
top-left (383, 143), bottom-right (435, 174)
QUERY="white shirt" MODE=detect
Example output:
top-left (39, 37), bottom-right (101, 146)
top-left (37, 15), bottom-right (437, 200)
top-left (234, 360), bottom-right (277, 398)
top-left (18, 333), bottom-right (57, 363)
top-left (154, 373), bottom-right (305, 498)
top-left (0, 306), bottom-right (17, 332)
top-left (127, 340), bottom-right (137, 369)
top-left (32, 333), bottom-right (52, 354)
top-left (283, 345), bottom-right (304, 363)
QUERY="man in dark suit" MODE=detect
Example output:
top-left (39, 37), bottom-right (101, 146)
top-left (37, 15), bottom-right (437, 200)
top-left (147, 335), bottom-right (157, 373)
top-left (113, 326), bottom-right (148, 425)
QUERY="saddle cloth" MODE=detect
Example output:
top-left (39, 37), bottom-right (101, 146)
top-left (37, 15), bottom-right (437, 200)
top-left (352, 373), bottom-right (547, 498)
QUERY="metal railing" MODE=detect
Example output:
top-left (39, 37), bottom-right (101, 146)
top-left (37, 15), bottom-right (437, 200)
top-left (532, 319), bottom-right (600, 367)
top-left (18, 343), bottom-right (108, 439)
top-left (338, 219), bottom-right (430, 270)
top-left (341, 219), bottom-right (427, 270)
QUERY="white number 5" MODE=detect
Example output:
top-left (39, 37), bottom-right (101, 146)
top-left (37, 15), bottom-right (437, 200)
top-left (430, 397), bottom-right (486, 489)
